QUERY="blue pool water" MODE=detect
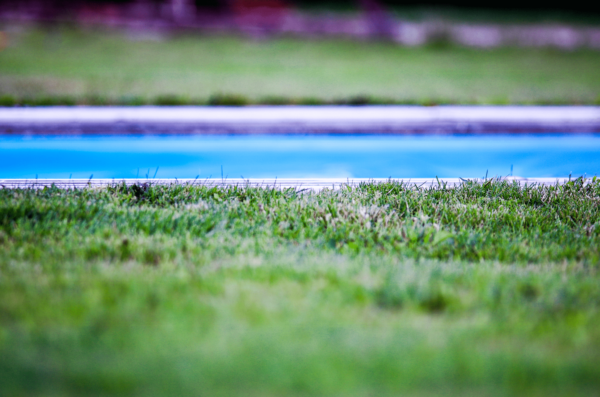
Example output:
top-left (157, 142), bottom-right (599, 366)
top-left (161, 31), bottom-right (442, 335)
top-left (1, 134), bottom-right (599, 179)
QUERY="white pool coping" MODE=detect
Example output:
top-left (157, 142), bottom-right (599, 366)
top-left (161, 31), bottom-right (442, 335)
top-left (0, 177), bottom-right (581, 191)
top-left (1, 106), bottom-right (599, 123)
top-left (1, 106), bottom-right (599, 133)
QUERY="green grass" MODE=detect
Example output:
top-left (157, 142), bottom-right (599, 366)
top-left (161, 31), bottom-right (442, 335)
top-left (1, 27), bottom-right (600, 105)
top-left (1, 179), bottom-right (600, 396)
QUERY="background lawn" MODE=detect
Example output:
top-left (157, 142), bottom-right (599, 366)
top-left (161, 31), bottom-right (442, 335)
top-left (1, 27), bottom-right (600, 104)
top-left (1, 180), bottom-right (599, 396)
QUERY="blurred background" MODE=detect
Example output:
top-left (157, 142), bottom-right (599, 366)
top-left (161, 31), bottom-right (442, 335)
top-left (0, 0), bottom-right (599, 104)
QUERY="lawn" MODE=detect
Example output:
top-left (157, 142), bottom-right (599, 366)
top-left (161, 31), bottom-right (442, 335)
top-left (1, 179), bottom-right (599, 396)
top-left (1, 27), bottom-right (600, 104)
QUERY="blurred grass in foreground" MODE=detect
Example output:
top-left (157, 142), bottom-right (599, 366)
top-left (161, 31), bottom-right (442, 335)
top-left (1, 179), bottom-right (599, 396)
top-left (0, 27), bottom-right (600, 105)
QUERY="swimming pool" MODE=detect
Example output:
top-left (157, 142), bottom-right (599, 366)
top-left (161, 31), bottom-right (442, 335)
top-left (1, 134), bottom-right (599, 179)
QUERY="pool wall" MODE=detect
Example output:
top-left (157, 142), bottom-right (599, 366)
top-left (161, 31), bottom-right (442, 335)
top-left (0, 177), bottom-right (586, 191)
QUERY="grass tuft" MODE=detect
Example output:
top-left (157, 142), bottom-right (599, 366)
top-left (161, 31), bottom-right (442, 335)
top-left (0, 94), bottom-right (17, 107)
top-left (153, 94), bottom-right (191, 106)
top-left (208, 93), bottom-right (250, 106)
